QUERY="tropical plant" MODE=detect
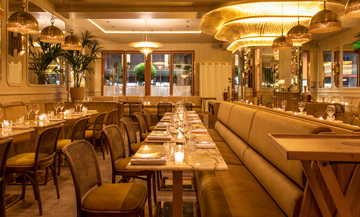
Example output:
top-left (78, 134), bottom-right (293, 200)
top-left (63, 30), bottom-right (103, 87)
top-left (134, 63), bottom-right (156, 84)
top-left (28, 36), bottom-right (63, 84)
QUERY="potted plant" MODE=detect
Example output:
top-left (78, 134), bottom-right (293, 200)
top-left (63, 30), bottom-right (103, 100)
top-left (134, 63), bottom-right (156, 85)
top-left (28, 36), bottom-right (63, 84)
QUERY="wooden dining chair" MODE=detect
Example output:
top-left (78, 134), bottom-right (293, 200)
top-left (0, 138), bottom-right (13, 217)
top-left (157, 103), bottom-right (172, 119)
top-left (102, 125), bottom-right (157, 217)
top-left (56, 117), bottom-right (90, 175)
top-left (133, 112), bottom-right (151, 142)
top-left (185, 103), bottom-right (193, 111)
top-left (142, 109), bottom-right (156, 132)
top-left (62, 140), bottom-right (147, 217)
top-left (6, 124), bottom-right (63, 215)
top-left (313, 110), bottom-right (326, 118)
top-left (85, 112), bottom-right (107, 160)
top-left (336, 113), bottom-right (355, 124)
top-left (88, 109), bottom-right (117, 129)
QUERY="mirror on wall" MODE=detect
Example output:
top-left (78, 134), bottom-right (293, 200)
top-left (334, 47), bottom-right (340, 88)
top-left (342, 43), bottom-right (359, 88)
top-left (323, 50), bottom-right (331, 88)
top-left (27, 1), bottom-right (66, 85)
top-left (302, 50), bottom-right (310, 92)
top-left (8, 31), bottom-right (24, 84)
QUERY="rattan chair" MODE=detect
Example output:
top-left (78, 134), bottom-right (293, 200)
top-left (142, 109), bottom-right (156, 132)
top-left (88, 109), bottom-right (117, 129)
top-left (0, 138), bottom-right (13, 217)
top-left (62, 140), bottom-right (147, 217)
top-left (85, 112), bottom-right (107, 160)
top-left (6, 124), bottom-right (63, 215)
top-left (56, 117), bottom-right (90, 175)
top-left (157, 103), bottom-right (172, 119)
top-left (185, 103), bottom-right (193, 111)
top-left (133, 112), bottom-right (150, 142)
top-left (121, 117), bottom-right (152, 155)
top-left (336, 113), bottom-right (355, 124)
top-left (102, 125), bottom-right (157, 217)
top-left (334, 103), bottom-right (345, 114)
top-left (313, 110), bottom-right (326, 118)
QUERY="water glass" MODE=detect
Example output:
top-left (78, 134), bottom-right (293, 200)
top-left (164, 142), bottom-right (175, 161)
top-left (15, 116), bottom-right (24, 126)
top-left (48, 111), bottom-right (55, 119)
top-left (185, 134), bottom-right (196, 152)
top-left (281, 100), bottom-right (287, 111)
top-left (2, 120), bottom-right (12, 132)
top-left (298, 101), bottom-right (305, 114)
top-left (174, 145), bottom-right (185, 165)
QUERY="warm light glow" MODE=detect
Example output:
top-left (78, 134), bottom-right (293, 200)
top-left (177, 132), bottom-right (183, 140)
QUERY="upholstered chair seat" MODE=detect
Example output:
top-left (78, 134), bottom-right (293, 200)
top-left (7, 153), bottom-right (52, 167)
top-left (141, 132), bottom-right (151, 140)
top-left (149, 125), bottom-right (156, 131)
top-left (56, 139), bottom-right (72, 149)
top-left (85, 130), bottom-right (94, 138)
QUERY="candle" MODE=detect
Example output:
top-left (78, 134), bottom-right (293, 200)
top-left (177, 132), bottom-right (183, 140)
top-left (2, 121), bottom-right (9, 132)
top-left (144, 145), bottom-right (148, 149)
top-left (174, 152), bottom-right (184, 164)
top-left (332, 101), bottom-right (334, 103)
top-left (319, 117), bottom-right (323, 120)
top-left (249, 102), bottom-right (253, 105)
top-left (345, 102), bottom-right (349, 105)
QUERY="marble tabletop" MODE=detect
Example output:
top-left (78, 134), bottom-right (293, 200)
top-left (126, 145), bottom-right (228, 171)
top-left (0, 129), bottom-right (35, 139)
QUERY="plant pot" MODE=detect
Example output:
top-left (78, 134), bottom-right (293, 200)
top-left (70, 87), bottom-right (85, 101)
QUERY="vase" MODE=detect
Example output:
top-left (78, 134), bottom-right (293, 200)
top-left (70, 87), bottom-right (85, 101)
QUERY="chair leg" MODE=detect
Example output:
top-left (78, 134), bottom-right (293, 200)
top-left (152, 173), bottom-right (157, 205)
top-left (156, 171), bottom-right (161, 190)
top-left (50, 162), bottom-right (60, 199)
top-left (21, 174), bottom-right (26, 199)
top-left (30, 172), bottom-right (43, 215)
top-left (57, 152), bottom-right (62, 176)
top-left (44, 167), bottom-right (49, 186)
top-left (112, 172), bottom-right (116, 184)
top-left (147, 174), bottom-right (153, 217)
top-left (0, 181), bottom-right (5, 217)
top-left (100, 137), bottom-right (105, 160)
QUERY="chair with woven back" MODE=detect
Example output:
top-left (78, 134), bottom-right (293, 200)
top-left (88, 109), bottom-right (117, 130)
top-left (336, 113), bottom-right (355, 124)
top-left (313, 110), bottom-right (326, 119)
top-left (133, 112), bottom-right (151, 142)
top-left (142, 109), bottom-right (156, 132)
top-left (157, 103), bottom-right (172, 119)
top-left (62, 140), bottom-right (147, 217)
top-left (85, 112), bottom-right (107, 160)
top-left (0, 138), bottom-right (13, 217)
top-left (102, 125), bottom-right (157, 217)
top-left (185, 103), bottom-right (193, 111)
top-left (6, 124), bottom-right (63, 215)
top-left (56, 117), bottom-right (90, 175)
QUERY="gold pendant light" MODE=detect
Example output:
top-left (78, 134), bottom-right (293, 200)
top-left (287, 2), bottom-right (312, 46)
top-left (272, 3), bottom-right (293, 50)
top-left (345, 0), bottom-right (360, 17)
top-left (7, 3), bottom-right (39, 34)
top-left (40, 18), bottom-right (65, 44)
top-left (309, 1), bottom-right (342, 33)
top-left (129, 19), bottom-right (164, 58)
top-left (62, 29), bottom-right (82, 50)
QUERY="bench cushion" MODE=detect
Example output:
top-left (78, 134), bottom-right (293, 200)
top-left (217, 102), bottom-right (234, 126)
top-left (222, 129), bottom-right (250, 163)
top-left (207, 129), bottom-right (224, 142)
top-left (215, 142), bottom-right (242, 165)
top-left (228, 105), bottom-right (257, 143)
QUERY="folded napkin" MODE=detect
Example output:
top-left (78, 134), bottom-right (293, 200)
top-left (147, 131), bottom-right (172, 140)
top-left (187, 111), bottom-right (196, 114)
top-left (130, 157), bottom-right (167, 165)
top-left (190, 120), bottom-right (202, 124)
top-left (187, 114), bottom-right (199, 117)
top-left (164, 112), bottom-right (173, 115)
top-left (50, 118), bottom-right (62, 121)
top-left (87, 110), bottom-right (98, 113)
top-left (192, 128), bottom-right (207, 133)
top-left (12, 126), bottom-right (31, 130)
top-left (162, 116), bottom-right (171, 120)
top-left (196, 142), bottom-right (216, 149)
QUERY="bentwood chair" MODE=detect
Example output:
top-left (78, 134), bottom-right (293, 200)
top-left (313, 110), bottom-right (326, 119)
top-left (336, 113), bottom-right (355, 124)
top-left (85, 112), bottom-right (107, 160)
top-left (88, 109), bottom-right (117, 130)
top-left (0, 138), bottom-right (13, 217)
top-left (56, 117), bottom-right (90, 175)
top-left (157, 103), bottom-right (172, 119)
top-left (133, 112), bottom-right (151, 142)
top-left (142, 109), bottom-right (156, 132)
top-left (6, 124), bottom-right (63, 215)
top-left (62, 140), bottom-right (147, 217)
top-left (102, 125), bottom-right (157, 217)
top-left (185, 103), bottom-right (193, 111)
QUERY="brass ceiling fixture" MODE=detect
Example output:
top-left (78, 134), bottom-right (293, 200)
top-left (128, 19), bottom-right (164, 58)
top-left (287, 2), bottom-right (312, 46)
top-left (200, 1), bottom-right (344, 52)
top-left (7, 2), bottom-right (39, 34)
top-left (345, 0), bottom-right (360, 17)
top-left (309, 1), bottom-right (342, 33)
top-left (40, 18), bottom-right (65, 44)
top-left (272, 3), bottom-right (293, 50)
top-left (62, 29), bottom-right (82, 50)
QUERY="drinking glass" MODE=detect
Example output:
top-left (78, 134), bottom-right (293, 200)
top-left (59, 102), bottom-right (65, 112)
top-left (74, 100), bottom-right (79, 113)
top-left (298, 101), bottom-right (305, 114)
top-left (281, 100), bottom-right (287, 111)
top-left (78, 101), bottom-right (83, 112)
top-left (33, 103), bottom-right (40, 117)
top-left (174, 145), bottom-right (185, 165)
top-left (24, 104), bottom-right (32, 124)
top-left (326, 105), bottom-right (335, 121)
top-left (163, 142), bottom-right (175, 161)
top-left (169, 123), bottom-right (180, 143)
top-left (53, 102), bottom-right (60, 115)
top-left (185, 134), bottom-right (196, 152)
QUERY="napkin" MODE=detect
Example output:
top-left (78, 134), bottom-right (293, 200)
top-left (147, 131), bottom-right (172, 140)
top-left (196, 141), bottom-right (216, 149)
top-left (50, 118), bottom-right (62, 121)
top-left (192, 128), bottom-right (207, 133)
top-left (164, 112), bottom-right (173, 115)
top-left (130, 157), bottom-right (167, 165)
top-left (190, 120), bottom-right (202, 124)
top-left (87, 110), bottom-right (98, 113)
top-left (187, 111), bottom-right (196, 114)
top-left (187, 114), bottom-right (199, 117)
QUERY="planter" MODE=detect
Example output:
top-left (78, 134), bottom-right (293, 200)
top-left (70, 87), bottom-right (85, 101)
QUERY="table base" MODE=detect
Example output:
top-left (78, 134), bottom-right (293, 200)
top-left (158, 176), bottom-right (196, 192)
top-left (155, 201), bottom-right (199, 217)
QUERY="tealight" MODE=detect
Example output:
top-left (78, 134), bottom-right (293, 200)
top-left (249, 102), bottom-right (253, 105)
top-left (177, 132), bottom-right (183, 140)
top-left (174, 145), bottom-right (185, 165)
top-left (319, 117), bottom-right (323, 120)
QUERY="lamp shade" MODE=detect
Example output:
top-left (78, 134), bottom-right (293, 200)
top-left (128, 41), bottom-right (164, 56)
top-left (62, 30), bottom-right (82, 50)
top-left (345, 0), bottom-right (360, 17)
top-left (40, 20), bottom-right (65, 44)
top-left (272, 35), bottom-right (293, 50)
top-left (7, 10), bottom-right (39, 34)
top-left (309, 9), bottom-right (341, 33)
top-left (287, 24), bottom-right (312, 46)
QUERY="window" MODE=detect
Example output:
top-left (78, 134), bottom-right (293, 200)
top-left (103, 53), bottom-right (123, 96)
top-left (173, 53), bottom-right (193, 96)
top-left (342, 52), bottom-right (358, 87)
top-left (126, 53), bottom-right (145, 96)
top-left (151, 53), bottom-right (170, 96)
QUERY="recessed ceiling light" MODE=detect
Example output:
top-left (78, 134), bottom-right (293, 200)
top-left (112, 26), bottom-right (114, 28)
top-left (151, 30), bottom-right (153, 31)
top-left (106, 21), bottom-right (109, 23)
top-left (170, 30), bottom-right (172, 31)
top-left (132, 30), bottom-right (135, 31)
top-left (187, 26), bottom-right (189, 27)
top-left (187, 21), bottom-right (190, 22)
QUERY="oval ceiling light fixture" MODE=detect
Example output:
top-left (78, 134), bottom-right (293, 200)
top-left (40, 18), bottom-right (65, 44)
top-left (129, 19), bottom-right (164, 58)
top-left (309, 1), bottom-right (342, 33)
top-left (62, 29), bottom-right (82, 50)
top-left (345, 0), bottom-right (360, 17)
top-left (7, 2), bottom-right (39, 34)
top-left (287, 1), bottom-right (312, 46)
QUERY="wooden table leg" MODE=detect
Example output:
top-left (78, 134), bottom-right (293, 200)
top-left (172, 171), bottom-right (183, 217)
top-left (301, 160), bottom-right (332, 217)
top-left (318, 161), bottom-right (353, 217)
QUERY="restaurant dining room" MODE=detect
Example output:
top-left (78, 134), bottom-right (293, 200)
top-left (2, 0), bottom-right (360, 216)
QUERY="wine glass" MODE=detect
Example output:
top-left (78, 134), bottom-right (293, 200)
top-left (326, 105), bottom-right (335, 121)
top-left (24, 104), bottom-right (32, 124)
top-left (59, 101), bottom-right (65, 112)
top-left (53, 102), bottom-right (60, 115)
top-left (74, 100), bottom-right (79, 113)
top-left (169, 123), bottom-right (180, 143)
top-left (78, 101), bottom-right (83, 112)
top-left (298, 101), bottom-right (305, 114)
top-left (281, 100), bottom-right (287, 111)
top-left (32, 103), bottom-right (40, 117)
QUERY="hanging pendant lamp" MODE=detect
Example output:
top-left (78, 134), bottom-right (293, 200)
top-left (129, 19), bottom-right (163, 58)
top-left (40, 18), bottom-right (65, 44)
top-left (62, 29), bottom-right (82, 50)
top-left (309, 1), bottom-right (341, 33)
top-left (272, 3), bottom-right (293, 50)
top-left (7, 3), bottom-right (39, 34)
top-left (345, 0), bottom-right (360, 17)
top-left (287, 2), bottom-right (312, 46)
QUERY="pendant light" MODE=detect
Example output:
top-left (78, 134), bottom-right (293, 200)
top-left (40, 17), bottom-right (65, 44)
top-left (309, 1), bottom-right (341, 33)
top-left (62, 0), bottom-right (82, 50)
top-left (7, 2), bottom-right (39, 34)
top-left (272, 3), bottom-right (293, 50)
top-left (287, 2), bottom-right (312, 46)
top-left (129, 19), bottom-right (164, 58)
top-left (345, 0), bottom-right (360, 17)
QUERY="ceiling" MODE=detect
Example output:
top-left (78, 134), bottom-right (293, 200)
top-left (9, 0), bottom-right (360, 45)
